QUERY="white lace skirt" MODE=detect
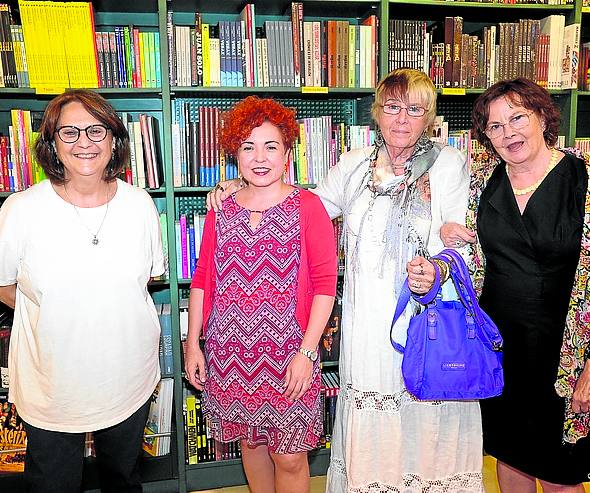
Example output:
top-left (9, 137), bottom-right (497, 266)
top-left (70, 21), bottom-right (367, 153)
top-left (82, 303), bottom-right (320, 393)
top-left (326, 217), bottom-right (484, 492)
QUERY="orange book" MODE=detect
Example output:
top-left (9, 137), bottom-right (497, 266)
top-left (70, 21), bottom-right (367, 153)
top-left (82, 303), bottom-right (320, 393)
top-left (327, 20), bottom-right (337, 87)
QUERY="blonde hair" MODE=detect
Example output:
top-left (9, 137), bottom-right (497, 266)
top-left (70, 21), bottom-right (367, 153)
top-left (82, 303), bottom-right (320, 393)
top-left (371, 69), bottom-right (437, 127)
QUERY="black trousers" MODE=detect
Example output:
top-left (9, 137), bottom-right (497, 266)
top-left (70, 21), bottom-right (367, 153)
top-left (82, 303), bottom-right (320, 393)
top-left (23, 399), bottom-right (151, 493)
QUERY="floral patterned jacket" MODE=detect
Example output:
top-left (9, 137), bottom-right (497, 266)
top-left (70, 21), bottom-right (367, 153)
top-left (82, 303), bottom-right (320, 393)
top-left (466, 148), bottom-right (590, 444)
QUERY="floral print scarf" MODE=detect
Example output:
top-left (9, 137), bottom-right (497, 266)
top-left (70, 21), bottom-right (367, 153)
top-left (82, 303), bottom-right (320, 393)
top-left (466, 147), bottom-right (590, 444)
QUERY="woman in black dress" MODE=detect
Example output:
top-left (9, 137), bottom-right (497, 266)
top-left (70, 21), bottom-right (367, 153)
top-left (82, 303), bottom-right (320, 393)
top-left (441, 78), bottom-right (590, 492)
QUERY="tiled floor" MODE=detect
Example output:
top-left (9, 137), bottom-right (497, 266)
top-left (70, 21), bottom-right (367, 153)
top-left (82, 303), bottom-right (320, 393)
top-left (192, 456), bottom-right (590, 492)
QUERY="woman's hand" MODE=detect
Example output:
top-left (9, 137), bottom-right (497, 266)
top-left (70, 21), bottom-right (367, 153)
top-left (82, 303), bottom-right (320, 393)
top-left (407, 256), bottom-right (436, 295)
top-left (440, 222), bottom-right (476, 248)
top-left (572, 360), bottom-right (590, 413)
top-left (184, 344), bottom-right (207, 391)
top-left (283, 352), bottom-right (313, 402)
top-left (206, 179), bottom-right (243, 211)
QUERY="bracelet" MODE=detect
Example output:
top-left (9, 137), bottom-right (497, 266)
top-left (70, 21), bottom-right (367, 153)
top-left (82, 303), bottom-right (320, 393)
top-left (432, 258), bottom-right (450, 283)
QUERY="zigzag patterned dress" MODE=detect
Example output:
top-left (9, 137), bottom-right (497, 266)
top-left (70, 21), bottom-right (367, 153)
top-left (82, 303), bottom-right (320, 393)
top-left (203, 189), bottom-right (323, 454)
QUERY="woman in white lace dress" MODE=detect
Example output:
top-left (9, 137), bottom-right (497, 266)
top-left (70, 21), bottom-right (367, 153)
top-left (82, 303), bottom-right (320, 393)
top-left (208, 69), bottom-right (484, 492)
top-left (317, 69), bottom-right (483, 492)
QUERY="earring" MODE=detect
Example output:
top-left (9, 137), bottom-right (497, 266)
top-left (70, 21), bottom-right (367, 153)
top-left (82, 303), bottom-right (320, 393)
top-left (374, 128), bottom-right (384, 148)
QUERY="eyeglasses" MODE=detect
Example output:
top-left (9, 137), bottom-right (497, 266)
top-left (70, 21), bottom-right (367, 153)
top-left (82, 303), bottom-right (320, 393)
top-left (380, 103), bottom-right (426, 118)
top-left (484, 112), bottom-right (532, 139)
top-left (55, 124), bottom-right (110, 143)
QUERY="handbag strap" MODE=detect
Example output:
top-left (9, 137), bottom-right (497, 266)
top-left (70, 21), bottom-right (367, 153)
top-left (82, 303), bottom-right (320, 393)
top-left (390, 262), bottom-right (441, 353)
top-left (435, 249), bottom-right (503, 351)
top-left (390, 279), bottom-right (412, 353)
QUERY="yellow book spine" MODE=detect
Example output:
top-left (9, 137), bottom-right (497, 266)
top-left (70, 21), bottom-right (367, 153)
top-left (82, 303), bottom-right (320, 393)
top-left (298, 122), bottom-right (308, 185)
top-left (139, 31), bottom-right (147, 88)
top-left (348, 25), bottom-right (355, 88)
top-left (202, 24), bottom-right (210, 87)
top-left (185, 395), bottom-right (198, 465)
top-left (18, 1), bottom-right (38, 87)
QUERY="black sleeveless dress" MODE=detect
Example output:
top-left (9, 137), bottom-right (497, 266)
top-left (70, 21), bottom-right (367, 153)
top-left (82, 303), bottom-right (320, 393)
top-left (478, 154), bottom-right (589, 485)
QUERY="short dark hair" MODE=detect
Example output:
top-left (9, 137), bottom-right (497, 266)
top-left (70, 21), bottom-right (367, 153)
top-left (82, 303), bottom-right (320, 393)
top-left (472, 78), bottom-right (560, 156)
top-left (34, 89), bottom-right (130, 184)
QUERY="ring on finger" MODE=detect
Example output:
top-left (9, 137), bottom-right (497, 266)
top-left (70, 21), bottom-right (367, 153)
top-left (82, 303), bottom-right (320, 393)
top-left (454, 240), bottom-right (462, 247)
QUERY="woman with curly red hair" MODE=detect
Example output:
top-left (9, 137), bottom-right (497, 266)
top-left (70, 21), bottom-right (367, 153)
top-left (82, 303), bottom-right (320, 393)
top-left (184, 96), bottom-right (337, 492)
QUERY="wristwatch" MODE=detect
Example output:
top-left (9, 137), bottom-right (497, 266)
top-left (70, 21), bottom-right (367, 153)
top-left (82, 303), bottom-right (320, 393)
top-left (298, 347), bottom-right (319, 362)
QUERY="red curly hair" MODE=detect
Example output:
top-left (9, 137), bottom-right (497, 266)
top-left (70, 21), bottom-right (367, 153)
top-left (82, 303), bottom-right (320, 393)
top-left (220, 96), bottom-right (299, 155)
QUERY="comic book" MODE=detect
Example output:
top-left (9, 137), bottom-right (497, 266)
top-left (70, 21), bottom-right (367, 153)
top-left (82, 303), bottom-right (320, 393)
top-left (0, 395), bottom-right (26, 472)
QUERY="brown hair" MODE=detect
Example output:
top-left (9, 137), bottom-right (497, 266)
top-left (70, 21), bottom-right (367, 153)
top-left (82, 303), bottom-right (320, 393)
top-left (472, 78), bottom-right (560, 156)
top-left (34, 89), bottom-right (130, 184)
top-left (371, 68), bottom-right (437, 127)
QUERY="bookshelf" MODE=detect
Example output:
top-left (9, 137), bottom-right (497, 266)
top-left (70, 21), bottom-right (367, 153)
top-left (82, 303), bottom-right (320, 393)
top-left (0, 0), bottom-right (589, 491)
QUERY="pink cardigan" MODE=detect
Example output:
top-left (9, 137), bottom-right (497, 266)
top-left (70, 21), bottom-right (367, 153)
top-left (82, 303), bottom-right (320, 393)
top-left (191, 188), bottom-right (338, 335)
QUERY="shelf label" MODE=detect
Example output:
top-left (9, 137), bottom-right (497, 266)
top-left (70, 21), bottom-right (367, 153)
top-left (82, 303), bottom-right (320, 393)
top-left (441, 88), bottom-right (466, 96)
top-left (35, 87), bottom-right (66, 95)
top-left (301, 86), bottom-right (329, 94)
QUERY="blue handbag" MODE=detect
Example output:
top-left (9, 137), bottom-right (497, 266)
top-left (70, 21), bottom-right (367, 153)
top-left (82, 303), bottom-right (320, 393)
top-left (390, 249), bottom-right (504, 400)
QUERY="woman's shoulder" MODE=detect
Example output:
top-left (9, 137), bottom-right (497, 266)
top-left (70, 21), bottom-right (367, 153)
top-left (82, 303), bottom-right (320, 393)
top-left (115, 179), bottom-right (154, 206)
top-left (298, 187), bottom-right (325, 210)
top-left (429, 145), bottom-right (467, 179)
top-left (336, 146), bottom-right (374, 171)
top-left (2, 180), bottom-right (52, 208)
top-left (560, 149), bottom-right (589, 183)
top-left (435, 144), bottom-right (467, 166)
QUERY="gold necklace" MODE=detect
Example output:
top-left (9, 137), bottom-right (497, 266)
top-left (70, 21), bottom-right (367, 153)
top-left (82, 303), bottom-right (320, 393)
top-left (509, 148), bottom-right (560, 196)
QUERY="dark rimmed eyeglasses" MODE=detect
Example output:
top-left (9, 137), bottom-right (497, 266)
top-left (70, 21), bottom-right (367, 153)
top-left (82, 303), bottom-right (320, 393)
top-left (55, 124), bottom-right (111, 144)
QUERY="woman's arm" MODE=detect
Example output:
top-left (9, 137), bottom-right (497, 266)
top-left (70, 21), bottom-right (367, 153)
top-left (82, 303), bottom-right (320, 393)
top-left (0, 284), bottom-right (16, 309)
top-left (283, 294), bottom-right (335, 401)
top-left (184, 209), bottom-right (217, 390)
top-left (184, 287), bottom-right (206, 390)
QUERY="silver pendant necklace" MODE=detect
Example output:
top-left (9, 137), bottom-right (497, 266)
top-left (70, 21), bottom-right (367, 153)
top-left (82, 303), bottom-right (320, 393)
top-left (63, 182), bottom-right (111, 246)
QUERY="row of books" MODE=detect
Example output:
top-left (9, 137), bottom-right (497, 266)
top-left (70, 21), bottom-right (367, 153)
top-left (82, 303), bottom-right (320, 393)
top-left (95, 29), bottom-right (161, 89)
top-left (171, 103), bottom-right (238, 188)
top-left (168, 3), bottom-right (378, 89)
top-left (0, 3), bottom-right (161, 90)
top-left (176, 212), bottom-right (205, 282)
top-left (118, 113), bottom-right (164, 190)
top-left (390, 15), bottom-right (581, 90)
top-left (184, 389), bottom-right (242, 464)
top-left (0, 109), bottom-right (44, 192)
top-left (143, 378), bottom-right (174, 457)
top-left (17, 1), bottom-right (97, 90)
top-left (171, 100), bottom-right (375, 188)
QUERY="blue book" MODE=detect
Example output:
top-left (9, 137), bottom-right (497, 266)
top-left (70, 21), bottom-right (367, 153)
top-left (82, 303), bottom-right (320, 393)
top-left (219, 21), bottom-right (228, 86)
top-left (114, 27), bottom-right (127, 88)
top-left (160, 304), bottom-right (174, 375)
top-left (188, 224), bottom-right (196, 277)
top-left (154, 32), bottom-right (162, 87)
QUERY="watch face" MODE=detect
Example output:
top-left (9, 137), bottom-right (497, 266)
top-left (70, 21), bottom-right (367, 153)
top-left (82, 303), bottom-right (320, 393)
top-left (300, 348), bottom-right (318, 361)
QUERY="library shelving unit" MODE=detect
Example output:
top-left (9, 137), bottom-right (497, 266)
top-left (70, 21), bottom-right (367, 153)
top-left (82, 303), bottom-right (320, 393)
top-left (0, 0), bottom-right (589, 491)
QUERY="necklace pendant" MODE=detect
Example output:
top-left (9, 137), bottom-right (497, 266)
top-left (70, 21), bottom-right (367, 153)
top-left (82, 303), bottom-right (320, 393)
top-left (92, 236), bottom-right (99, 246)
